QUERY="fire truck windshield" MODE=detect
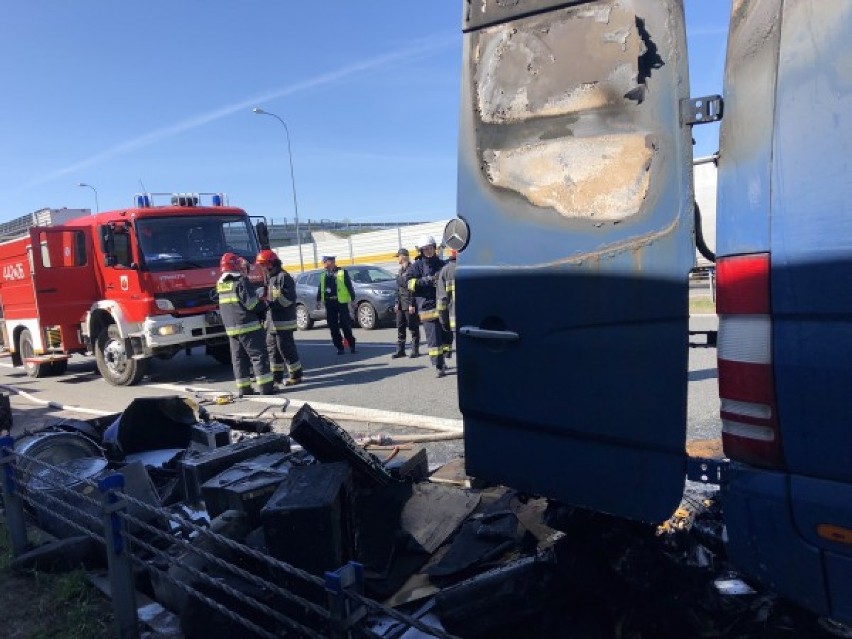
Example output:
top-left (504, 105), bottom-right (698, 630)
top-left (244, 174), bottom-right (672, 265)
top-left (136, 214), bottom-right (259, 272)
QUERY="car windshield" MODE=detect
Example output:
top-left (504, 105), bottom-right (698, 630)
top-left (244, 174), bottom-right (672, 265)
top-left (348, 266), bottom-right (394, 284)
top-left (136, 214), bottom-right (259, 272)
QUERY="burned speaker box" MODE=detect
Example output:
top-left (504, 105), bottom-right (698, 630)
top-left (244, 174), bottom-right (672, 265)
top-left (201, 453), bottom-right (295, 521)
top-left (179, 434), bottom-right (290, 503)
top-left (260, 462), bottom-right (354, 576)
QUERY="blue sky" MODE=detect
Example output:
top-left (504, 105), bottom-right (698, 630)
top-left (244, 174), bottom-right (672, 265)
top-left (0, 1), bottom-right (730, 225)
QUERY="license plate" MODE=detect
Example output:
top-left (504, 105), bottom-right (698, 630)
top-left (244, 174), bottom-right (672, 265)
top-left (205, 311), bottom-right (222, 326)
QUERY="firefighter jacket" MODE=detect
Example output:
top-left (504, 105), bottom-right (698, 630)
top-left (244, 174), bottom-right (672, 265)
top-left (316, 268), bottom-right (355, 304)
top-left (396, 263), bottom-right (416, 309)
top-left (216, 273), bottom-right (266, 337)
top-left (437, 260), bottom-right (457, 330)
top-left (266, 265), bottom-right (297, 332)
top-left (407, 254), bottom-right (446, 321)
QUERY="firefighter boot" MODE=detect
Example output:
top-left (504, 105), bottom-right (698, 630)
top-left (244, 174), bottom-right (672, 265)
top-left (273, 372), bottom-right (285, 384)
top-left (238, 388), bottom-right (257, 399)
top-left (409, 337), bottom-right (420, 358)
top-left (259, 382), bottom-right (276, 396)
top-left (285, 370), bottom-right (303, 386)
top-left (391, 342), bottom-right (406, 359)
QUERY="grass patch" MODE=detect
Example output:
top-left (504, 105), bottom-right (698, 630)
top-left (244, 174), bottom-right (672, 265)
top-left (689, 297), bottom-right (716, 315)
top-left (0, 526), bottom-right (113, 639)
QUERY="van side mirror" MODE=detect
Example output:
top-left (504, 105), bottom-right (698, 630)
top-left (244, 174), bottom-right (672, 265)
top-left (255, 221), bottom-right (270, 250)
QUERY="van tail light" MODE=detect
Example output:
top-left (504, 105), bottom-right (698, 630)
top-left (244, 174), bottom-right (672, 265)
top-left (716, 253), bottom-right (784, 469)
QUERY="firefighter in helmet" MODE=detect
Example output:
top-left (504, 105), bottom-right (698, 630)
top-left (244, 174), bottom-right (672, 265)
top-left (437, 249), bottom-right (457, 360)
top-left (256, 249), bottom-right (303, 386)
top-left (216, 253), bottom-right (274, 396)
top-left (406, 236), bottom-right (447, 377)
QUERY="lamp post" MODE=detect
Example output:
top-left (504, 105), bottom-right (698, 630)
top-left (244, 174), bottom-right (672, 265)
top-left (77, 182), bottom-right (99, 213)
top-left (252, 107), bottom-right (305, 272)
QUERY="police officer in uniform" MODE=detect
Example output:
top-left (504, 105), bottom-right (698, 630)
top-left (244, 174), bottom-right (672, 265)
top-left (392, 248), bottom-right (420, 358)
top-left (437, 249), bottom-right (457, 360)
top-left (316, 255), bottom-right (357, 354)
top-left (407, 236), bottom-right (447, 377)
top-left (256, 249), bottom-right (303, 386)
top-left (216, 253), bottom-right (274, 396)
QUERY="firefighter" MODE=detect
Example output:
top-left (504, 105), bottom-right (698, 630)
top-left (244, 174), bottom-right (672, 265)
top-left (407, 236), bottom-right (447, 377)
top-left (216, 253), bottom-right (275, 397)
top-left (316, 255), bottom-right (357, 354)
top-left (437, 249), bottom-right (457, 361)
top-left (256, 249), bottom-right (303, 386)
top-left (392, 248), bottom-right (420, 358)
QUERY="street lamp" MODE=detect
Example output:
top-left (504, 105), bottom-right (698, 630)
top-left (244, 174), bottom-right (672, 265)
top-left (77, 182), bottom-right (99, 213)
top-left (252, 107), bottom-right (305, 272)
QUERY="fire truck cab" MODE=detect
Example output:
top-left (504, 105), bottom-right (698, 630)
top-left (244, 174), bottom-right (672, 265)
top-left (0, 192), bottom-right (265, 385)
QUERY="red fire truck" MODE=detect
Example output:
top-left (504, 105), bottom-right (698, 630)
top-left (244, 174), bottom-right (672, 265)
top-left (0, 193), bottom-right (268, 385)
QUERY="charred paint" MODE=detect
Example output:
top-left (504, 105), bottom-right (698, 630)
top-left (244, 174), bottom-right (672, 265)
top-left (472, 1), bottom-right (666, 225)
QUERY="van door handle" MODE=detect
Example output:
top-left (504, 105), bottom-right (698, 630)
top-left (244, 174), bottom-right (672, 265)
top-left (459, 326), bottom-right (520, 341)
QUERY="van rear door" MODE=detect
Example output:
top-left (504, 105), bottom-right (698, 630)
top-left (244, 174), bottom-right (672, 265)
top-left (456, 0), bottom-right (695, 522)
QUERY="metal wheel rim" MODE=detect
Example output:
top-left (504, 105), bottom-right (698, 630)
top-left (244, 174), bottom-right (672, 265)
top-left (296, 306), bottom-right (308, 328)
top-left (103, 338), bottom-right (129, 376)
top-left (358, 304), bottom-right (374, 328)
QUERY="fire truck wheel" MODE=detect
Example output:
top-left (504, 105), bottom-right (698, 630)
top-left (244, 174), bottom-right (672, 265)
top-left (95, 324), bottom-right (147, 386)
top-left (19, 329), bottom-right (48, 378)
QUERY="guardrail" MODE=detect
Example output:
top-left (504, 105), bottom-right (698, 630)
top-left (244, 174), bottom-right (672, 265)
top-left (0, 438), bottom-right (457, 639)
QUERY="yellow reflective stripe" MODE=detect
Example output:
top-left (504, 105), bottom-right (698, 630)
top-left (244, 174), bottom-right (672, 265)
top-left (428, 347), bottom-right (442, 356)
top-left (216, 282), bottom-right (235, 293)
top-left (419, 310), bottom-right (438, 321)
top-left (450, 319), bottom-right (456, 329)
top-left (407, 279), bottom-right (417, 292)
top-left (442, 345), bottom-right (451, 353)
top-left (244, 296), bottom-right (259, 310)
top-left (236, 378), bottom-right (252, 388)
top-left (270, 364), bottom-right (286, 372)
top-left (446, 284), bottom-right (455, 293)
top-left (255, 373), bottom-right (274, 385)
top-left (218, 294), bottom-right (239, 304)
top-left (436, 301), bottom-right (447, 311)
top-left (272, 320), bottom-right (297, 330)
top-left (225, 322), bottom-right (262, 336)
top-left (288, 362), bottom-right (302, 373)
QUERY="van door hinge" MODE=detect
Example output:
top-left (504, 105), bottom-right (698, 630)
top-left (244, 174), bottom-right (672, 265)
top-left (681, 95), bottom-right (724, 126)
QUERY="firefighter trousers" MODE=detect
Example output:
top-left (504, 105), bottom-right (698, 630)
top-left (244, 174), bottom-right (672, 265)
top-left (442, 325), bottom-right (454, 357)
top-left (325, 300), bottom-right (355, 351)
top-left (229, 329), bottom-right (273, 392)
top-left (423, 319), bottom-right (445, 369)
top-left (267, 328), bottom-right (302, 382)
top-left (395, 308), bottom-right (420, 347)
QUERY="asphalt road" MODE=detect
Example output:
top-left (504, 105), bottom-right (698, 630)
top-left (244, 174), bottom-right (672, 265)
top-left (1, 314), bottom-right (720, 458)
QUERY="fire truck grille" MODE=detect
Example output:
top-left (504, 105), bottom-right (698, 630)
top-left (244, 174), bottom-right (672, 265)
top-left (161, 288), bottom-right (216, 311)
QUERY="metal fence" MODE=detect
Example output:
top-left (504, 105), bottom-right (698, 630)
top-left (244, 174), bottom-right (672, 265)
top-left (0, 438), bottom-right (457, 639)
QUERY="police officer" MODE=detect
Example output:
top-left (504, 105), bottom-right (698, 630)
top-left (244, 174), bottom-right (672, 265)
top-left (437, 249), bottom-right (457, 360)
top-left (407, 236), bottom-right (447, 377)
top-left (392, 248), bottom-right (420, 359)
top-left (256, 249), bottom-right (303, 386)
top-left (316, 255), bottom-right (357, 355)
top-left (216, 253), bottom-right (274, 397)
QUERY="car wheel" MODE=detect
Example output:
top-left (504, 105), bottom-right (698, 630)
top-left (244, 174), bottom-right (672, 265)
top-left (94, 324), bottom-right (147, 386)
top-left (19, 329), bottom-right (48, 378)
top-left (296, 304), bottom-right (314, 331)
top-left (357, 302), bottom-right (378, 330)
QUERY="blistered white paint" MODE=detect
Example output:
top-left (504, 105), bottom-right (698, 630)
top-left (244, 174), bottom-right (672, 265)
top-left (483, 133), bottom-right (652, 220)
